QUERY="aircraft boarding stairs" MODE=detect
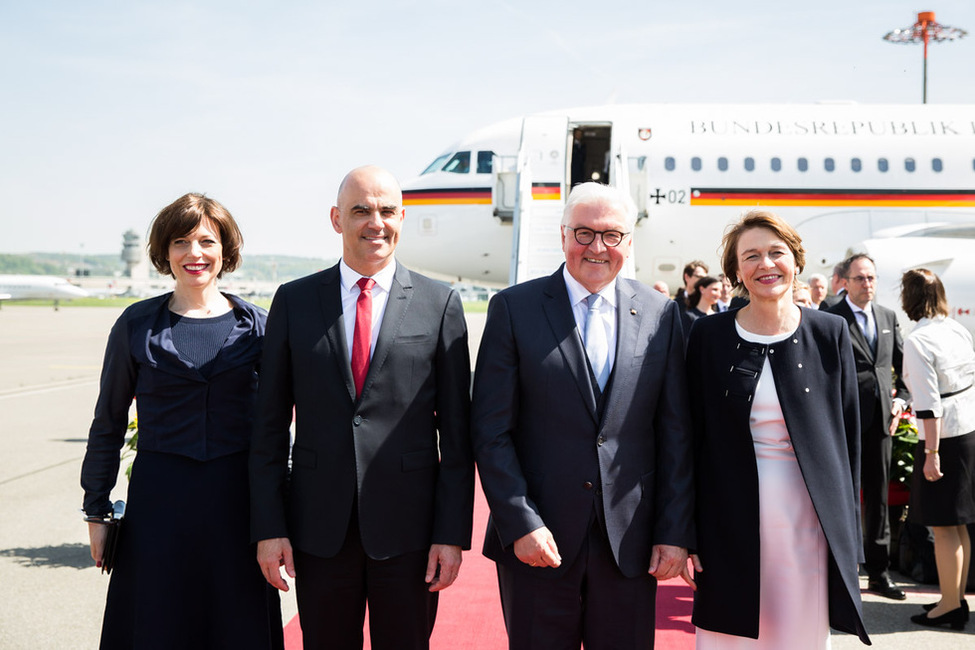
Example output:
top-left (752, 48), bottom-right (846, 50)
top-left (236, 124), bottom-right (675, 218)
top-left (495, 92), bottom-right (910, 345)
top-left (494, 116), bottom-right (639, 286)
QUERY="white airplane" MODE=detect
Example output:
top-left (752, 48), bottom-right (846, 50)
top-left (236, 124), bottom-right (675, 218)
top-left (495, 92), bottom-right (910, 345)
top-left (0, 274), bottom-right (89, 307)
top-left (396, 103), bottom-right (975, 334)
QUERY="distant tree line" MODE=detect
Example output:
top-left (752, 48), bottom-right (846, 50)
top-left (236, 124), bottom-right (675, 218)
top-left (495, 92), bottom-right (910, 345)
top-left (0, 253), bottom-right (336, 283)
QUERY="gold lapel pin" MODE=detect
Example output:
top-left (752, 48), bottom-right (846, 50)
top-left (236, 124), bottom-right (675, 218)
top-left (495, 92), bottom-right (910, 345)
top-left (630, 308), bottom-right (637, 315)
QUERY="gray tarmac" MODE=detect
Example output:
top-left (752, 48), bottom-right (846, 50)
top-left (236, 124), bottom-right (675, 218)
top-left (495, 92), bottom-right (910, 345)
top-left (0, 305), bottom-right (970, 648)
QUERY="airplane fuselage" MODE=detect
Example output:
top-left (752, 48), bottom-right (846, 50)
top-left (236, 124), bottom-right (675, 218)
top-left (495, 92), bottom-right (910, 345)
top-left (398, 103), bottom-right (975, 333)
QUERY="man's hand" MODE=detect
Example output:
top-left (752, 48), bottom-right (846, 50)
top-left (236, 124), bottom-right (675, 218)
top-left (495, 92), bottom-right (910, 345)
top-left (426, 544), bottom-right (462, 592)
top-left (257, 537), bottom-right (296, 592)
top-left (513, 526), bottom-right (561, 568)
top-left (888, 400), bottom-right (905, 435)
top-left (648, 544), bottom-right (688, 581)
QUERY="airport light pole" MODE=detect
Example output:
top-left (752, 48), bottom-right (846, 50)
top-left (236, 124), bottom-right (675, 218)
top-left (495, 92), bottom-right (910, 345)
top-left (883, 11), bottom-right (966, 104)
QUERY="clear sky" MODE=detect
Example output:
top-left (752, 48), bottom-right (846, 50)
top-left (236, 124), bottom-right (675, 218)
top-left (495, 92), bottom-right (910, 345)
top-left (1, 1), bottom-right (973, 260)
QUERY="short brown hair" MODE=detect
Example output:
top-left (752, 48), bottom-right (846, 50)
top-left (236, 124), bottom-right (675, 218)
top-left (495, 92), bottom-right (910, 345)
top-left (147, 193), bottom-right (243, 278)
top-left (720, 209), bottom-right (805, 296)
top-left (900, 268), bottom-right (949, 321)
top-left (683, 260), bottom-right (708, 279)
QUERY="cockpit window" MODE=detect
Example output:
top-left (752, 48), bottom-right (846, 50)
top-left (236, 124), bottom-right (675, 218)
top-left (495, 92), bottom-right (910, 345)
top-left (442, 151), bottom-right (471, 174)
top-left (477, 151), bottom-right (494, 174)
top-left (421, 154), bottom-right (451, 175)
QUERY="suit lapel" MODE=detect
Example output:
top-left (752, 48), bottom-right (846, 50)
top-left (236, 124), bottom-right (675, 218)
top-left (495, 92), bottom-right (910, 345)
top-left (542, 268), bottom-right (598, 422)
top-left (602, 281), bottom-right (640, 420)
top-left (874, 307), bottom-right (892, 363)
top-left (318, 265), bottom-right (356, 402)
top-left (360, 262), bottom-right (413, 402)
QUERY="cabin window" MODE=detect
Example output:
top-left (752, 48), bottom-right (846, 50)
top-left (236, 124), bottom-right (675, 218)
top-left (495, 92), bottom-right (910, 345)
top-left (744, 157), bottom-right (755, 172)
top-left (477, 151), bottom-right (494, 174)
top-left (797, 157), bottom-right (808, 172)
top-left (932, 158), bottom-right (943, 173)
top-left (824, 157), bottom-right (835, 172)
top-left (851, 158), bottom-right (861, 172)
top-left (878, 158), bottom-right (889, 172)
top-left (691, 157), bottom-right (702, 171)
top-left (905, 157), bottom-right (916, 173)
top-left (717, 157), bottom-right (728, 171)
top-left (770, 157), bottom-right (781, 172)
top-left (664, 156), bottom-right (676, 171)
top-left (422, 154), bottom-right (451, 175)
top-left (442, 151), bottom-right (471, 174)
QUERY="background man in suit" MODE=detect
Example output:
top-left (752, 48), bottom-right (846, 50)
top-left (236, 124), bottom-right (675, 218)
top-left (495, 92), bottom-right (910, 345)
top-left (249, 166), bottom-right (474, 649)
top-left (828, 253), bottom-right (910, 600)
top-left (808, 272), bottom-right (828, 308)
top-left (820, 261), bottom-right (849, 310)
top-left (676, 259), bottom-right (708, 306)
top-left (471, 182), bottom-right (694, 649)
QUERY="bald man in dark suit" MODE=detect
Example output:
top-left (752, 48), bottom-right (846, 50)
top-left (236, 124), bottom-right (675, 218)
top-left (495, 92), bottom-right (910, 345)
top-left (250, 166), bottom-right (474, 649)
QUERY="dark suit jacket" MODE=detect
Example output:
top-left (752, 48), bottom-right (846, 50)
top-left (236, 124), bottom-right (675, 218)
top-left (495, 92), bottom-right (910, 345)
top-left (83, 292), bottom-right (265, 516)
top-left (249, 262), bottom-right (474, 560)
top-left (471, 267), bottom-right (694, 579)
top-left (819, 290), bottom-right (846, 310)
top-left (827, 299), bottom-right (909, 435)
top-left (685, 308), bottom-right (869, 643)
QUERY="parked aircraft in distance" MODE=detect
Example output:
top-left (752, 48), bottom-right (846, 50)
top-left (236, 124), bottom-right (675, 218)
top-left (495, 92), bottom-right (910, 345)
top-left (0, 274), bottom-right (89, 307)
top-left (396, 103), bottom-right (975, 335)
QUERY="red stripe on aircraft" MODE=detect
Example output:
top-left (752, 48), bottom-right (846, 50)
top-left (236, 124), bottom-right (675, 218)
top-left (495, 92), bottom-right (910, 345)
top-left (691, 187), bottom-right (975, 205)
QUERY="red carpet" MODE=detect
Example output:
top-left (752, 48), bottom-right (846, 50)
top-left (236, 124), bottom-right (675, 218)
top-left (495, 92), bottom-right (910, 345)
top-left (284, 476), bottom-right (695, 649)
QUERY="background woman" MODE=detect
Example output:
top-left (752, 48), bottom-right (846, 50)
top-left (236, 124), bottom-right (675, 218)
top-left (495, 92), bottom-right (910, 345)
top-left (900, 268), bottom-right (974, 631)
top-left (687, 275), bottom-right (722, 318)
top-left (681, 275), bottom-right (721, 344)
top-left (685, 210), bottom-right (869, 648)
top-left (81, 194), bottom-right (283, 649)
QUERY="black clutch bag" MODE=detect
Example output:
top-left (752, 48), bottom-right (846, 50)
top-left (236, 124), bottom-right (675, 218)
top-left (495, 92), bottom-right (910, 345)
top-left (100, 500), bottom-right (125, 575)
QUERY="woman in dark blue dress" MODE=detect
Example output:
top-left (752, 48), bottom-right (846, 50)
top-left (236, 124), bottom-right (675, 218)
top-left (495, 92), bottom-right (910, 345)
top-left (81, 194), bottom-right (283, 649)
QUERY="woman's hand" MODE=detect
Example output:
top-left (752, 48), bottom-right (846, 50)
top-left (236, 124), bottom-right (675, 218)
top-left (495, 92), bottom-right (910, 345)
top-left (680, 554), bottom-right (703, 590)
top-left (87, 521), bottom-right (109, 568)
top-left (923, 452), bottom-right (943, 482)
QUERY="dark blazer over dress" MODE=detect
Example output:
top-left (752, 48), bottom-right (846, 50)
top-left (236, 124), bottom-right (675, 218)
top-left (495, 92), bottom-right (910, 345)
top-left (83, 292), bottom-right (266, 513)
top-left (685, 308), bottom-right (870, 644)
top-left (81, 292), bottom-right (282, 650)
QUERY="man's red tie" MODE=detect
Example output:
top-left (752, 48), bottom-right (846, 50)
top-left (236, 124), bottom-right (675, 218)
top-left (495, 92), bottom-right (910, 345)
top-left (351, 277), bottom-right (375, 398)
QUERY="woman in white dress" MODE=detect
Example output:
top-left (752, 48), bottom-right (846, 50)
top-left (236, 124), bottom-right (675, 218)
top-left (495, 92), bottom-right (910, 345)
top-left (685, 210), bottom-right (870, 648)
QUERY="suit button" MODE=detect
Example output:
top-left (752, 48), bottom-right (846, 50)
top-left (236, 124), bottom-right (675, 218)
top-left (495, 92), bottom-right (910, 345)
top-left (353, 415), bottom-right (363, 426)
top-left (583, 481), bottom-right (593, 490)
top-left (597, 436), bottom-right (606, 446)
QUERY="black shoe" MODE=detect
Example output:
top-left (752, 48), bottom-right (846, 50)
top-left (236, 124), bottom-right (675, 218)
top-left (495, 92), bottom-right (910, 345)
top-left (911, 606), bottom-right (968, 630)
top-left (867, 576), bottom-right (906, 600)
top-left (923, 599), bottom-right (970, 621)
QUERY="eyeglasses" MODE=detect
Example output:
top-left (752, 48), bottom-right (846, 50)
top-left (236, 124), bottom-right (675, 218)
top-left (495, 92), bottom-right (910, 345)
top-left (564, 226), bottom-right (630, 248)
top-left (847, 275), bottom-right (877, 285)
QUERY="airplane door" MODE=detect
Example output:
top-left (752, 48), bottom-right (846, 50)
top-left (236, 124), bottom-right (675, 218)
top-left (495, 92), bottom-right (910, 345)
top-left (608, 139), bottom-right (637, 280)
top-left (509, 115), bottom-right (569, 285)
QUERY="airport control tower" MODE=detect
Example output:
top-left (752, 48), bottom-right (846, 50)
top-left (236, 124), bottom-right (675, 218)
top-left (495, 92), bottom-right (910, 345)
top-left (121, 229), bottom-right (149, 279)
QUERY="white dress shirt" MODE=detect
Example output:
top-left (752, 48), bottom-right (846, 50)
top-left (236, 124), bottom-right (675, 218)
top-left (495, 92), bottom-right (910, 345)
top-left (339, 259), bottom-right (396, 363)
top-left (563, 266), bottom-right (617, 376)
top-left (845, 295), bottom-right (876, 349)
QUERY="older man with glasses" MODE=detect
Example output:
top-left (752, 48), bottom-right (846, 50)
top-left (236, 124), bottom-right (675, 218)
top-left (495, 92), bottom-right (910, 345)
top-left (471, 182), bottom-right (694, 649)
top-left (828, 253), bottom-right (911, 600)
